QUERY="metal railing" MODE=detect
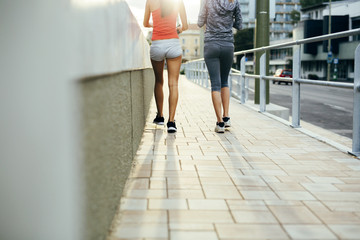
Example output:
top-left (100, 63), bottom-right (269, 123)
top-left (185, 28), bottom-right (360, 157)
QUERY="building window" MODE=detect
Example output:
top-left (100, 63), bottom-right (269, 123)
top-left (195, 39), bottom-right (198, 44)
top-left (182, 49), bottom-right (185, 56)
top-left (182, 39), bottom-right (185, 44)
top-left (195, 49), bottom-right (198, 56)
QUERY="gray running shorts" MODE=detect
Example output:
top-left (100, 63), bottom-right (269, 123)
top-left (150, 38), bottom-right (182, 62)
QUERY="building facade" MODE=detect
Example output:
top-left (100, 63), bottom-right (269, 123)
top-left (239, 0), bottom-right (301, 41)
top-left (179, 24), bottom-right (201, 61)
top-left (272, 0), bottom-right (301, 40)
top-left (294, 0), bottom-right (360, 81)
top-left (239, 0), bottom-right (301, 74)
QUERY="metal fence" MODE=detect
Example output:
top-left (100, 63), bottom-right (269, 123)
top-left (185, 28), bottom-right (360, 157)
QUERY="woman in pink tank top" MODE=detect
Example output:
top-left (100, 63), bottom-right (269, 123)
top-left (144, 0), bottom-right (188, 133)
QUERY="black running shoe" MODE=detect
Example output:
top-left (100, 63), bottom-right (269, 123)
top-left (153, 115), bottom-right (164, 125)
top-left (167, 121), bottom-right (177, 133)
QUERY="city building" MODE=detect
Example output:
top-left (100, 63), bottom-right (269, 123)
top-left (179, 24), bottom-right (201, 61)
top-left (294, 0), bottom-right (360, 81)
top-left (238, 0), bottom-right (256, 29)
top-left (239, 0), bottom-right (301, 41)
top-left (239, 0), bottom-right (301, 74)
top-left (272, 0), bottom-right (301, 40)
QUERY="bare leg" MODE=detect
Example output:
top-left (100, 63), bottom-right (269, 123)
top-left (151, 59), bottom-right (165, 117)
top-left (166, 55), bottom-right (182, 122)
top-left (221, 87), bottom-right (230, 118)
top-left (211, 91), bottom-right (223, 123)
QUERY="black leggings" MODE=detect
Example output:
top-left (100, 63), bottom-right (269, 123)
top-left (204, 42), bottom-right (234, 92)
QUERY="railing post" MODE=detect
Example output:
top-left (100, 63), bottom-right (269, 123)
top-left (229, 74), bottom-right (233, 96)
top-left (245, 77), bottom-right (249, 101)
top-left (200, 61), bottom-right (205, 86)
top-left (195, 62), bottom-right (198, 84)
top-left (240, 56), bottom-right (246, 104)
top-left (198, 62), bottom-right (201, 85)
top-left (236, 74), bottom-right (241, 99)
top-left (205, 61), bottom-right (209, 89)
top-left (187, 63), bottom-right (189, 79)
top-left (351, 44), bottom-right (360, 157)
top-left (259, 53), bottom-right (266, 112)
top-left (292, 45), bottom-right (301, 128)
top-left (203, 61), bottom-right (206, 88)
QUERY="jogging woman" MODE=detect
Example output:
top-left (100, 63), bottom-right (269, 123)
top-left (144, 0), bottom-right (188, 133)
top-left (198, 0), bottom-right (242, 133)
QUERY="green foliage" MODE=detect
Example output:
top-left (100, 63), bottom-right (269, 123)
top-left (234, 28), bottom-right (254, 52)
top-left (290, 10), bottom-right (301, 25)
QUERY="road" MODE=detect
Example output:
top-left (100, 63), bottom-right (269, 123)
top-left (247, 81), bottom-right (354, 139)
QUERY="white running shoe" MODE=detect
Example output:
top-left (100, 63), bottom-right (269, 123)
top-left (215, 122), bottom-right (225, 133)
top-left (223, 117), bottom-right (231, 128)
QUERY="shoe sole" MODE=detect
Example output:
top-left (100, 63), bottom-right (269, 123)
top-left (215, 128), bottom-right (225, 133)
top-left (154, 121), bottom-right (164, 125)
top-left (167, 127), bottom-right (177, 133)
top-left (224, 121), bottom-right (231, 128)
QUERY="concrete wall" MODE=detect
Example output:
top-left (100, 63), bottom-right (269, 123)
top-left (0, 0), bottom-right (153, 240)
top-left (81, 69), bottom-right (154, 240)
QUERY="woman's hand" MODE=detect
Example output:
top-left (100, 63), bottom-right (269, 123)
top-left (176, 25), bottom-right (183, 34)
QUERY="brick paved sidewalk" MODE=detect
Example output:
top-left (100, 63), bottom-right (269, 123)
top-left (109, 75), bottom-right (360, 240)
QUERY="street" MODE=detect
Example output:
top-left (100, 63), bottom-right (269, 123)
top-left (247, 81), bottom-right (354, 139)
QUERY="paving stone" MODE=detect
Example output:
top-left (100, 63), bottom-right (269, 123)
top-left (169, 210), bottom-right (233, 224)
top-left (170, 230), bottom-right (218, 240)
top-left (114, 223), bottom-right (168, 239)
top-left (269, 206), bottom-right (322, 224)
top-left (284, 225), bottom-right (337, 239)
top-left (119, 210), bottom-right (167, 223)
top-left (188, 199), bottom-right (228, 210)
top-left (149, 199), bottom-right (188, 210)
top-left (232, 210), bottom-right (278, 224)
top-left (328, 224), bottom-right (360, 239)
top-left (216, 224), bottom-right (289, 239)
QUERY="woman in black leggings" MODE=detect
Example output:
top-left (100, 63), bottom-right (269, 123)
top-left (198, 0), bottom-right (242, 133)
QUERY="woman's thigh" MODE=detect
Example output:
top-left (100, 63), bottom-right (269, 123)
top-left (204, 44), bottom-right (222, 91)
top-left (219, 45), bottom-right (234, 87)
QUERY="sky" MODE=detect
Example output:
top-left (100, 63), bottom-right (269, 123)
top-left (125, 0), bottom-right (201, 33)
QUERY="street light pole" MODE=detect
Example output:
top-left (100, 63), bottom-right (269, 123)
top-left (327, 0), bottom-right (332, 81)
top-left (254, 0), bottom-right (270, 104)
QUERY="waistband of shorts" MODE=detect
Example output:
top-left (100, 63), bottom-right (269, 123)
top-left (151, 38), bottom-right (180, 45)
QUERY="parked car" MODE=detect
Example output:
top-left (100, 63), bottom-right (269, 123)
top-left (273, 69), bottom-right (292, 85)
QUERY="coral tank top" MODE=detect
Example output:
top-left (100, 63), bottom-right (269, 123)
top-left (152, 7), bottom-right (178, 41)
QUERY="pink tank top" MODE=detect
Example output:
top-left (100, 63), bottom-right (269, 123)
top-left (152, 8), bottom-right (178, 41)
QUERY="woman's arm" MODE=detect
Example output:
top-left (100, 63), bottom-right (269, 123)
top-left (178, 0), bottom-right (188, 33)
top-left (197, 0), bottom-right (207, 28)
top-left (143, 0), bottom-right (153, 28)
top-left (233, 1), bottom-right (242, 30)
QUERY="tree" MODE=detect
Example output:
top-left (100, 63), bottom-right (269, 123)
top-left (234, 28), bottom-right (254, 52)
top-left (290, 10), bottom-right (300, 25)
top-left (233, 28), bottom-right (254, 70)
